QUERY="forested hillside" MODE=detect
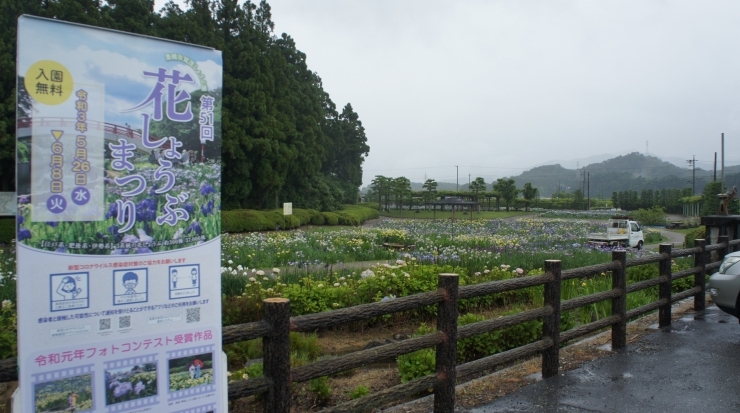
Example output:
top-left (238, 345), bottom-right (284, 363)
top-left (0, 0), bottom-right (369, 211)
top-left (512, 153), bottom-right (739, 197)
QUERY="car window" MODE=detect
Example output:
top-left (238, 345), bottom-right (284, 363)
top-left (630, 223), bottom-right (640, 232)
top-left (720, 257), bottom-right (740, 274)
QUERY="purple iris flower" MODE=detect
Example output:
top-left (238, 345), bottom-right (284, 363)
top-left (184, 203), bottom-right (195, 215)
top-left (16, 215), bottom-right (24, 226)
top-left (149, 184), bottom-right (159, 196)
top-left (186, 221), bottom-right (203, 236)
top-left (46, 221), bottom-right (59, 227)
top-left (200, 183), bottom-right (216, 196)
top-left (136, 198), bottom-right (158, 222)
top-left (18, 195), bottom-right (29, 204)
top-left (200, 200), bottom-right (214, 216)
top-left (105, 203), bottom-right (118, 219)
top-left (17, 229), bottom-right (31, 241)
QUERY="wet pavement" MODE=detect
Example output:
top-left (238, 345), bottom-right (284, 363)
top-left (466, 304), bottom-right (740, 413)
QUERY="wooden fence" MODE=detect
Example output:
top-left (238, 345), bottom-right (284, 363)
top-left (1, 237), bottom-right (739, 412)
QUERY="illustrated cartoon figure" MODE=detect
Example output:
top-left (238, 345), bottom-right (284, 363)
top-left (188, 363), bottom-right (196, 379)
top-left (122, 272), bottom-right (138, 294)
top-left (193, 359), bottom-right (203, 378)
top-left (171, 269), bottom-right (178, 289)
top-left (56, 276), bottom-right (82, 300)
top-left (191, 268), bottom-right (198, 287)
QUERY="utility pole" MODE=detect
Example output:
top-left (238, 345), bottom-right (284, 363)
top-left (456, 165), bottom-right (458, 192)
top-left (687, 156), bottom-right (696, 195)
top-left (468, 174), bottom-right (471, 192)
top-left (721, 133), bottom-right (725, 192)
top-left (714, 152), bottom-right (717, 182)
top-left (580, 171), bottom-right (590, 210)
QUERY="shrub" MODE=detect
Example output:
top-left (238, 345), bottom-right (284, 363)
top-left (635, 206), bottom-right (666, 226)
top-left (0, 301), bottom-right (17, 359)
top-left (397, 323), bottom-right (436, 383)
top-left (349, 385), bottom-right (369, 399)
top-left (643, 228), bottom-right (664, 244)
top-left (0, 218), bottom-right (13, 244)
top-left (335, 211), bottom-right (360, 226)
top-left (322, 212), bottom-right (339, 225)
top-left (221, 210), bottom-right (271, 232)
top-left (685, 226), bottom-right (706, 248)
top-left (309, 211), bottom-right (325, 225)
top-left (359, 202), bottom-right (380, 211)
top-left (309, 376), bottom-right (332, 405)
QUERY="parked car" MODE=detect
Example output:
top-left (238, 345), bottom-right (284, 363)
top-left (708, 251), bottom-right (740, 319)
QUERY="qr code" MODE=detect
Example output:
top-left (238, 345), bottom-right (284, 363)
top-left (99, 318), bottom-right (111, 331)
top-left (186, 307), bottom-right (200, 324)
top-left (118, 315), bottom-right (131, 329)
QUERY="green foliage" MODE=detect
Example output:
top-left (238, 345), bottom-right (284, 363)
top-left (0, 219), bottom-right (13, 244)
top-left (349, 385), bottom-right (369, 399)
top-left (701, 181), bottom-right (740, 216)
top-left (222, 210), bottom-right (272, 233)
top-left (309, 376), bottom-right (332, 405)
top-left (359, 202), bottom-right (380, 211)
top-left (290, 332), bottom-right (322, 361)
top-left (34, 374), bottom-right (94, 412)
top-left (635, 206), bottom-right (666, 226)
top-left (221, 206), bottom-right (377, 232)
top-left (0, 301), bottom-right (17, 359)
top-left (0, 1), bottom-right (369, 210)
top-left (494, 178), bottom-right (518, 211)
top-left (521, 182), bottom-right (539, 211)
top-left (643, 229), bottom-right (665, 244)
top-left (422, 179), bottom-right (438, 202)
top-left (397, 324), bottom-right (436, 383)
top-left (322, 212), bottom-right (339, 225)
top-left (684, 226), bottom-right (706, 248)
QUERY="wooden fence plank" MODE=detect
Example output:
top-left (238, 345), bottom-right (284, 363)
top-left (659, 244), bottom-right (672, 328)
top-left (542, 260), bottom-right (561, 378)
top-left (612, 251), bottom-right (627, 349)
top-left (262, 298), bottom-right (291, 413)
top-left (434, 273), bottom-right (459, 412)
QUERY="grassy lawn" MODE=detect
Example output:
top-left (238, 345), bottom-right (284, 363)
top-left (646, 235), bottom-right (670, 245)
top-left (666, 227), bottom-right (702, 235)
top-left (378, 210), bottom-right (531, 220)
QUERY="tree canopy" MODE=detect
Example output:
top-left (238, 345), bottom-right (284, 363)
top-left (0, 0), bottom-right (369, 211)
top-left (493, 178), bottom-right (518, 211)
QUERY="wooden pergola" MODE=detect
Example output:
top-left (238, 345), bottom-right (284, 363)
top-left (424, 197), bottom-right (480, 221)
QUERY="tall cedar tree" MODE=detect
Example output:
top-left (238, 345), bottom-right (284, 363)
top-left (0, 0), bottom-right (369, 211)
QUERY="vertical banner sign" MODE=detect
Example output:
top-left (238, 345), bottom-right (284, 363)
top-left (16, 16), bottom-right (224, 413)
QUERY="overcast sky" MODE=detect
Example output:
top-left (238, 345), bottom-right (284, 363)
top-left (156, 0), bottom-right (740, 186)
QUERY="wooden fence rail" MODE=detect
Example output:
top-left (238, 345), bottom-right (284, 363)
top-left (0, 239), bottom-right (732, 413)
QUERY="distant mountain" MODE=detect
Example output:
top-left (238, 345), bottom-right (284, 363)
top-left (534, 153), bottom-right (618, 170)
top-left (360, 152), bottom-right (740, 197)
top-left (509, 152), bottom-right (739, 197)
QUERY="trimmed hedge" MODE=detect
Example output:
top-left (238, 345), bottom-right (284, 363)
top-left (221, 205), bottom-right (377, 233)
top-left (684, 226), bottom-right (706, 248)
top-left (0, 218), bottom-right (13, 244)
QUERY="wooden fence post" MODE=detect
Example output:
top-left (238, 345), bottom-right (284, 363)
top-left (434, 273), bottom-right (459, 413)
top-left (611, 250), bottom-right (627, 349)
top-left (542, 260), bottom-right (561, 378)
top-left (263, 298), bottom-right (291, 413)
top-left (718, 235), bottom-right (729, 262)
top-left (659, 244), bottom-right (672, 328)
top-left (694, 239), bottom-right (707, 311)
